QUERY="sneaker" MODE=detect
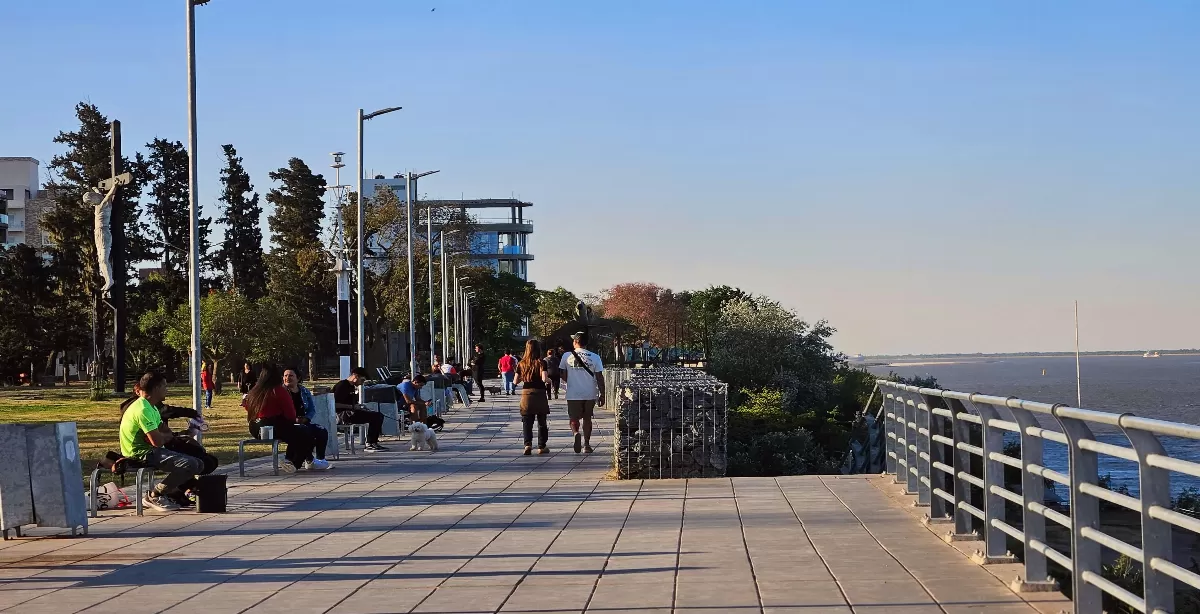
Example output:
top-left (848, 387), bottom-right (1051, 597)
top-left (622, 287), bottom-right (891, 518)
top-left (537, 447), bottom-right (549, 455)
top-left (365, 443), bottom-right (389, 452)
top-left (523, 446), bottom-right (532, 456)
top-left (574, 433), bottom-right (582, 454)
top-left (584, 445), bottom-right (594, 454)
top-left (281, 462), bottom-right (297, 474)
top-left (143, 491), bottom-right (181, 512)
top-left (311, 459), bottom-right (332, 470)
top-left (302, 460), bottom-right (314, 471)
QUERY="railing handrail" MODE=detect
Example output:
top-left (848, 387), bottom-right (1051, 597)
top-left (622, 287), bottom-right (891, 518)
top-left (875, 378), bottom-right (1200, 613)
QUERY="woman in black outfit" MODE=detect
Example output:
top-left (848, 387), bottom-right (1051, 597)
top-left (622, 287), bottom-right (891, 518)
top-left (542, 348), bottom-right (561, 400)
top-left (515, 338), bottom-right (551, 455)
top-left (238, 362), bottom-right (256, 398)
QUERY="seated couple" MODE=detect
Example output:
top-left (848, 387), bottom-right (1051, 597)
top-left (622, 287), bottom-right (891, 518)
top-left (118, 371), bottom-right (220, 512)
top-left (243, 366), bottom-right (333, 472)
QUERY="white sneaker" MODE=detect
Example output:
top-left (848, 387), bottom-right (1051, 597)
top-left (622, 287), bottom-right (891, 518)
top-left (311, 459), bottom-right (332, 470)
top-left (302, 460), bottom-right (314, 471)
top-left (281, 462), bottom-right (297, 474)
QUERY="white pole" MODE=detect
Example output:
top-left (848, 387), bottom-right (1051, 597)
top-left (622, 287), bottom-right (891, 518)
top-left (440, 236), bottom-right (449, 361)
top-left (451, 266), bottom-right (459, 360)
top-left (185, 0), bottom-right (203, 416)
top-left (355, 109), bottom-right (365, 378)
top-left (1075, 300), bottom-right (1081, 407)
top-left (406, 173), bottom-right (417, 377)
top-left (427, 199), bottom-right (435, 364)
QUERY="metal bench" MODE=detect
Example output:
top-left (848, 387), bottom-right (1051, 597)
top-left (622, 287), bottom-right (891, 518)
top-left (88, 455), bottom-right (157, 517)
top-left (237, 438), bottom-right (280, 477)
top-left (336, 423), bottom-right (368, 454)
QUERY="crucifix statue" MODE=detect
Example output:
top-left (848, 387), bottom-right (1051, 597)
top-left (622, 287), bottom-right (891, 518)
top-left (84, 120), bottom-right (131, 393)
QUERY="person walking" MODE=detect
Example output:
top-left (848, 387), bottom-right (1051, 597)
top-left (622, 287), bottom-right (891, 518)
top-left (470, 344), bottom-right (487, 402)
top-left (243, 365), bottom-right (315, 472)
top-left (559, 331), bottom-right (605, 454)
top-left (516, 339), bottom-right (550, 455)
top-left (200, 361), bottom-right (215, 409)
top-left (498, 350), bottom-right (517, 396)
top-left (542, 348), bottom-right (561, 400)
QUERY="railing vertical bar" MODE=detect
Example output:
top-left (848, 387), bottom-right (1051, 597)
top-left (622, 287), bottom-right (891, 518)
top-left (916, 398), bottom-right (932, 507)
top-left (885, 394), bottom-right (898, 476)
top-left (1121, 423), bottom-right (1173, 612)
top-left (966, 398), bottom-right (1010, 560)
top-left (1008, 405), bottom-right (1052, 587)
top-left (1053, 407), bottom-right (1103, 613)
top-left (923, 392), bottom-right (952, 520)
top-left (948, 397), bottom-right (975, 538)
top-left (905, 396), bottom-right (919, 495)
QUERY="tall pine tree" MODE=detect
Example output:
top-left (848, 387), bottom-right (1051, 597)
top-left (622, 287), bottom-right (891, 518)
top-left (215, 144), bottom-right (266, 299)
top-left (265, 158), bottom-right (334, 359)
top-left (143, 138), bottom-right (213, 285)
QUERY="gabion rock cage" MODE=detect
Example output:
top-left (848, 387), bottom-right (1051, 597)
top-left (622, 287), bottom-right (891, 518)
top-left (611, 367), bottom-right (728, 479)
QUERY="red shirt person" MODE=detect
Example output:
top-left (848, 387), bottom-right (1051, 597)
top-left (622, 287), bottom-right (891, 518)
top-left (498, 351), bottom-right (518, 396)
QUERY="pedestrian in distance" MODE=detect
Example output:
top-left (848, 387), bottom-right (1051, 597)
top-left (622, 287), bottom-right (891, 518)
top-left (543, 348), bottom-right (561, 400)
top-left (471, 344), bottom-right (487, 402)
top-left (516, 339), bottom-right (551, 455)
top-left (238, 362), bottom-right (255, 398)
top-left (498, 349), bottom-right (517, 396)
top-left (559, 331), bottom-right (605, 454)
top-left (200, 360), bottom-right (215, 409)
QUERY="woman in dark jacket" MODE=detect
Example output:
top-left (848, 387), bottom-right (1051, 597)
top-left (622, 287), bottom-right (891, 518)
top-left (238, 362), bottom-right (256, 397)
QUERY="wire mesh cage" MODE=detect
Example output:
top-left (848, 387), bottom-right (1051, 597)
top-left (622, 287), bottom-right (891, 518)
top-left (612, 367), bottom-right (728, 479)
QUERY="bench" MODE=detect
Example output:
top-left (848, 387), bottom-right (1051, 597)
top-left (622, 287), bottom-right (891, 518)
top-left (88, 454), bottom-right (157, 517)
top-left (336, 423), bottom-right (368, 454)
top-left (237, 438), bottom-right (280, 477)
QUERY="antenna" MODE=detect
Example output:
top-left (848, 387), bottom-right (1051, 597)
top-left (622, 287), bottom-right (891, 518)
top-left (1074, 300), bottom-right (1081, 407)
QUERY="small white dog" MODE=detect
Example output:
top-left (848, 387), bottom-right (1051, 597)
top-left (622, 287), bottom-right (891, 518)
top-left (409, 422), bottom-right (439, 452)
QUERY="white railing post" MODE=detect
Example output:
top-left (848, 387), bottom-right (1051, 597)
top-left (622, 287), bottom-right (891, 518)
top-left (884, 393), bottom-right (898, 476)
top-left (1052, 407), bottom-right (1103, 613)
top-left (915, 393), bottom-right (932, 507)
top-left (1006, 404), bottom-right (1053, 588)
top-left (922, 391), bottom-right (953, 520)
top-left (1120, 423), bottom-right (1173, 613)
top-left (904, 395), bottom-right (920, 495)
top-left (966, 398), bottom-right (1012, 562)
top-left (948, 397), bottom-right (975, 538)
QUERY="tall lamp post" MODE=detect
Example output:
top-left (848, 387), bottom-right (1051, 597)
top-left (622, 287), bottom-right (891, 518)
top-left (439, 231), bottom-right (458, 361)
top-left (328, 152), bottom-right (352, 380)
top-left (404, 169), bottom-right (439, 376)
top-left (186, 0), bottom-right (209, 417)
top-left (356, 106), bottom-right (401, 381)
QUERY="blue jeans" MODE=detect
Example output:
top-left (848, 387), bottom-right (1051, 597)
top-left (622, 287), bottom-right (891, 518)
top-left (502, 372), bottom-right (515, 394)
top-left (204, 389), bottom-right (213, 408)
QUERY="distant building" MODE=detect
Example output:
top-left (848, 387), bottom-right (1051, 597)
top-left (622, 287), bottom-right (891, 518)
top-left (362, 176), bottom-right (534, 281)
top-left (0, 157), bottom-right (52, 249)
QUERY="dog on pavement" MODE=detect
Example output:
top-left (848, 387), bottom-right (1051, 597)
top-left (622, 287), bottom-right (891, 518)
top-left (409, 421), bottom-right (439, 452)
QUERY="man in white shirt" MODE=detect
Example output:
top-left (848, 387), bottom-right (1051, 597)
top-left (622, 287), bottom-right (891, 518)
top-left (559, 331), bottom-right (605, 454)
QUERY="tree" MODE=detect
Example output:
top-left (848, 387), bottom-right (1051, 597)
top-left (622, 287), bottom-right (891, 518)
top-left (215, 144), bottom-right (266, 299)
top-left (686, 285), bottom-right (749, 358)
top-left (0, 245), bottom-right (55, 381)
top-left (265, 158), bottom-right (333, 358)
top-left (143, 138), bottom-right (215, 283)
top-left (599, 282), bottom-right (686, 346)
top-left (458, 266), bottom-right (539, 353)
top-left (532, 286), bottom-right (580, 339)
top-left (708, 296), bottom-right (841, 413)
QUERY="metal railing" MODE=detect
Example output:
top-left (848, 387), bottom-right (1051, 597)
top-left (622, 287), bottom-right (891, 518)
top-left (878, 379), bottom-right (1200, 614)
top-left (613, 367), bottom-right (727, 479)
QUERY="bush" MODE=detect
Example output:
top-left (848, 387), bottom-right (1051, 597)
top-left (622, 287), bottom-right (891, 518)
top-left (88, 378), bottom-right (111, 401)
top-left (728, 389), bottom-right (840, 476)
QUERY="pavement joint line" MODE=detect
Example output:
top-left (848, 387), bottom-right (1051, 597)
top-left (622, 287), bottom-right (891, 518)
top-left (669, 478), bottom-right (689, 614)
top-left (774, 477), bottom-right (853, 610)
top-left (577, 479), bottom-right (643, 614)
top-left (729, 479), bottom-right (766, 613)
top-left (815, 475), bottom-right (951, 614)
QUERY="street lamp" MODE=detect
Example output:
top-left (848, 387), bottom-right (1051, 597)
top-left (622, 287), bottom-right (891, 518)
top-left (404, 169), bottom-right (439, 376)
top-left (356, 106), bottom-right (401, 385)
top-left (186, 0), bottom-right (209, 419)
top-left (439, 230), bottom-right (459, 360)
top-left (329, 152), bottom-right (352, 380)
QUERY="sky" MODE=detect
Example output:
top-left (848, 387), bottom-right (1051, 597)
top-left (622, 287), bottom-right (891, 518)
top-left (5, 1), bottom-right (1199, 355)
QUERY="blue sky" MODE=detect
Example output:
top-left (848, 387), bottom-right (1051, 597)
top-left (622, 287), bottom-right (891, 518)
top-left (6, 1), bottom-right (1199, 354)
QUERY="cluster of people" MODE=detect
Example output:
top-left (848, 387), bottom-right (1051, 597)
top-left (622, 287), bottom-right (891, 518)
top-left (505, 331), bottom-right (606, 456)
top-left (242, 365), bottom-right (334, 472)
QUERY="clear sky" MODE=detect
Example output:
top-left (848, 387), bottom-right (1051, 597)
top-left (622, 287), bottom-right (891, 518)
top-left (6, 1), bottom-right (1199, 355)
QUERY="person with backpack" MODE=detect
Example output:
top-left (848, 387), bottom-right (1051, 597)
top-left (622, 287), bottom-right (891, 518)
top-left (559, 331), bottom-right (605, 454)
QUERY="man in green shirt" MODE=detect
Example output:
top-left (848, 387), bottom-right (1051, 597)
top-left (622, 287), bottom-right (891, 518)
top-left (119, 372), bottom-right (205, 512)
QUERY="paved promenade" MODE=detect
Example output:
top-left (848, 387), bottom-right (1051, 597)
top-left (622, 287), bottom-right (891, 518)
top-left (0, 393), bottom-right (1066, 613)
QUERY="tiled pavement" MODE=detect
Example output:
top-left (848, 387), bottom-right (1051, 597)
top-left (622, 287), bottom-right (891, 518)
top-left (0, 392), bottom-right (1066, 613)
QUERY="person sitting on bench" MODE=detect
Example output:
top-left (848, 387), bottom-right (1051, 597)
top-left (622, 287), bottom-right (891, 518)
top-left (283, 368), bottom-right (331, 470)
top-left (244, 365), bottom-right (316, 473)
top-left (119, 371), bottom-right (205, 512)
top-left (397, 374), bottom-right (428, 423)
top-left (332, 367), bottom-right (388, 452)
top-left (119, 393), bottom-right (218, 508)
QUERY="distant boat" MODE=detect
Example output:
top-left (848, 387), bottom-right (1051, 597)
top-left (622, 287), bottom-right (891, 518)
top-left (1143, 351), bottom-right (1161, 358)
top-left (850, 354), bottom-right (866, 362)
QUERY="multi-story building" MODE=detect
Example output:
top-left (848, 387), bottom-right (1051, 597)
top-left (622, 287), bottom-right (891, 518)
top-left (0, 157), bottom-right (52, 249)
top-left (362, 176), bottom-right (534, 280)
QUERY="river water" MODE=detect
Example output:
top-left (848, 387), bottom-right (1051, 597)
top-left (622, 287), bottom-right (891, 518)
top-left (867, 354), bottom-right (1200, 496)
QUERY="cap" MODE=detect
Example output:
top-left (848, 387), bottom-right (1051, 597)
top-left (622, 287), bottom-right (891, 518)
top-left (571, 331), bottom-right (589, 344)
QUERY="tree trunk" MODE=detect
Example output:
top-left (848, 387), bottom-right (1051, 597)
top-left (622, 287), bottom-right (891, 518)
top-left (308, 352), bottom-right (316, 382)
top-left (212, 358), bottom-right (222, 393)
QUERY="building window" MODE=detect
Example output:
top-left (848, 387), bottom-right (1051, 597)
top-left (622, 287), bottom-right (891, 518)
top-left (0, 189), bottom-right (13, 200)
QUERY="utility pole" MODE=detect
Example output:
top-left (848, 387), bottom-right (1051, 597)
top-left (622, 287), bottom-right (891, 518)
top-left (109, 121), bottom-right (127, 393)
top-left (186, 0), bottom-right (204, 416)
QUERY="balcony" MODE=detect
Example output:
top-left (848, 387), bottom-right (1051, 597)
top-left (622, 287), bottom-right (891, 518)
top-left (473, 217), bottom-right (533, 234)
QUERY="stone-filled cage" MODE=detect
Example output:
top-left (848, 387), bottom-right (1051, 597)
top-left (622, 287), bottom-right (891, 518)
top-left (610, 367), bottom-right (728, 479)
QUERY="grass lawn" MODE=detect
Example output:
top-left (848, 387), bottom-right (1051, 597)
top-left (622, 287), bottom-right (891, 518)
top-left (0, 383), bottom-right (271, 481)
